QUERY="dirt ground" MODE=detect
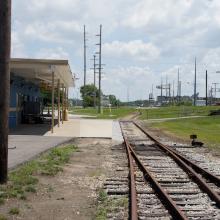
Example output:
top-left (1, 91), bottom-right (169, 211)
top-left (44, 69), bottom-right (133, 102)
top-left (0, 138), bottom-right (118, 220)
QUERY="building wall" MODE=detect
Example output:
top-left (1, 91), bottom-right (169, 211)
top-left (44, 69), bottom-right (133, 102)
top-left (9, 74), bottom-right (40, 128)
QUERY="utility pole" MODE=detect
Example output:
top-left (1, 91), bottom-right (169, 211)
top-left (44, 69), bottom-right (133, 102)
top-left (194, 57), bottom-right (197, 106)
top-left (97, 25), bottom-right (102, 113)
top-left (177, 68), bottom-right (180, 103)
top-left (90, 55), bottom-right (97, 108)
top-left (177, 68), bottom-right (182, 103)
top-left (83, 25), bottom-right (87, 87)
top-left (93, 55), bottom-right (96, 86)
top-left (0, 0), bottom-right (11, 183)
top-left (206, 70), bottom-right (208, 106)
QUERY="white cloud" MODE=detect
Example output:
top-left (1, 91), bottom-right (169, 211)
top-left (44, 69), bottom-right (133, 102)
top-left (12, 0), bottom-right (220, 100)
top-left (34, 47), bottom-right (70, 60)
top-left (23, 20), bottom-right (81, 44)
top-left (11, 31), bottom-right (26, 57)
top-left (103, 40), bottom-right (160, 62)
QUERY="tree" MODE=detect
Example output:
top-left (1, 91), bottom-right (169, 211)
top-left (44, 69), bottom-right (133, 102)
top-left (40, 88), bottom-right (63, 106)
top-left (108, 95), bottom-right (121, 107)
top-left (80, 84), bottom-right (99, 107)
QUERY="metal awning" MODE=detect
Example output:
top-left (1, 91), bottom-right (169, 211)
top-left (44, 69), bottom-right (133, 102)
top-left (10, 58), bottom-right (75, 88)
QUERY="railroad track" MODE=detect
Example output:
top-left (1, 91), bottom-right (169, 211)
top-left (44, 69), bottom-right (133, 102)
top-left (119, 120), bottom-right (220, 220)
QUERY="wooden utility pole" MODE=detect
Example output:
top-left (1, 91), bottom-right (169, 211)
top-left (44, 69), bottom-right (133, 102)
top-left (0, 0), bottom-right (11, 183)
top-left (206, 70), bottom-right (208, 106)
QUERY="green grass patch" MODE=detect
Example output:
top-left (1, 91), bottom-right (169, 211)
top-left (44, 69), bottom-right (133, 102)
top-left (151, 116), bottom-right (220, 151)
top-left (95, 189), bottom-right (128, 220)
top-left (0, 144), bottom-right (77, 205)
top-left (139, 106), bottom-right (220, 120)
top-left (71, 107), bottom-right (136, 119)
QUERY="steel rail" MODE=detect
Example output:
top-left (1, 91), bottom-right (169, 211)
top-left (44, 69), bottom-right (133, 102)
top-left (119, 122), bottom-right (138, 220)
top-left (119, 121), bottom-right (188, 220)
top-left (132, 121), bottom-right (220, 208)
top-left (133, 121), bottom-right (220, 187)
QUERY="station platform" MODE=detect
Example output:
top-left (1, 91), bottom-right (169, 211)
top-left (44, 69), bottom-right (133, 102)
top-left (8, 115), bottom-right (123, 169)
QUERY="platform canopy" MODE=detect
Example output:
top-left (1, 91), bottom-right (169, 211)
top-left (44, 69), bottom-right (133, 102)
top-left (10, 58), bottom-right (75, 88)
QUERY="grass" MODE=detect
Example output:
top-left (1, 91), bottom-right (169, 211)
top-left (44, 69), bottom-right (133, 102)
top-left (9, 207), bottom-right (19, 215)
top-left (151, 116), bottom-right (220, 151)
top-left (71, 107), bottom-right (136, 119)
top-left (139, 106), bottom-right (220, 120)
top-left (95, 189), bottom-right (128, 220)
top-left (0, 214), bottom-right (7, 220)
top-left (0, 144), bottom-right (77, 205)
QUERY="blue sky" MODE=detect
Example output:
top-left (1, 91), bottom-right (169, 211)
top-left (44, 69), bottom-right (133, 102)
top-left (12, 0), bottom-right (220, 100)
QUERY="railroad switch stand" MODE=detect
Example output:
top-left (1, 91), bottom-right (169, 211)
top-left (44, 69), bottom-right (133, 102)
top-left (190, 134), bottom-right (204, 147)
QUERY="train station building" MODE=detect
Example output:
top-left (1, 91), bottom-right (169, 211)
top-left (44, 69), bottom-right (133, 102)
top-left (9, 58), bottom-right (75, 131)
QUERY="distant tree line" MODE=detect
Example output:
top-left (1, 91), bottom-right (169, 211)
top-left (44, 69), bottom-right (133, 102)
top-left (80, 84), bottom-right (121, 108)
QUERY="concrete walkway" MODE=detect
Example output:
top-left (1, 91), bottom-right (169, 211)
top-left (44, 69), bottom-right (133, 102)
top-left (8, 135), bottom-right (72, 169)
top-left (8, 115), bottom-right (122, 169)
top-left (45, 118), bottom-right (113, 138)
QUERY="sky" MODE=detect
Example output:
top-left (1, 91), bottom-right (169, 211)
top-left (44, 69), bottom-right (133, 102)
top-left (12, 0), bottom-right (220, 101)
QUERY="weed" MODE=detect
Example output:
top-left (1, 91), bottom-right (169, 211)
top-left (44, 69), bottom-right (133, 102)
top-left (0, 198), bottom-right (4, 205)
top-left (25, 185), bottom-right (36, 193)
top-left (98, 189), bottom-right (107, 202)
top-left (9, 207), bottom-right (19, 215)
top-left (46, 185), bottom-right (54, 193)
top-left (96, 188), bottom-right (128, 220)
top-left (0, 214), bottom-right (7, 220)
top-left (0, 144), bottom-right (77, 205)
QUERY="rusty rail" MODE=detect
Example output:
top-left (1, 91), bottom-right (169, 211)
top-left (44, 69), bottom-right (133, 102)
top-left (119, 122), bottom-right (138, 220)
top-left (119, 121), bottom-right (188, 220)
top-left (133, 121), bottom-right (220, 208)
